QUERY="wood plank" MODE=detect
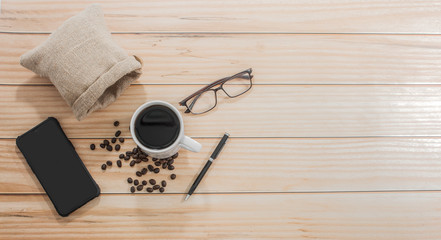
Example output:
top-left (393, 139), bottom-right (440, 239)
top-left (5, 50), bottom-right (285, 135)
top-left (1, 0), bottom-right (441, 34)
top-left (3, 33), bottom-right (441, 85)
top-left (3, 137), bottom-right (441, 194)
top-left (2, 85), bottom-right (441, 138)
top-left (1, 192), bottom-right (441, 239)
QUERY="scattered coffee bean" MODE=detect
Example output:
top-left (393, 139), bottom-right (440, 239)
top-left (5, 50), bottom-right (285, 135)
top-left (119, 137), bottom-right (125, 143)
top-left (134, 179), bottom-right (139, 185)
top-left (142, 180), bottom-right (147, 185)
top-left (126, 151), bottom-right (133, 156)
top-left (101, 164), bottom-right (107, 170)
top-left (153, 185), bottom-right (160, 190)
top-left (130, 186), bottom-right (135, 193)
top-left (127, 177), bottom-right (133, 183)
top-left (141, 168), bottom-right (147, 174)
top-left (114, 121), bottom-right (120, 127)
top-left (124, 155), bottom-right (130, 161)
top-left (115, 144), bottom-right (121, 151)
top-left (136, 171), bottom-right (142, 177)
top-left (137, 185), bottom-right (143, 191)
top-left (146, 187), bottom-right (153, 193)
top-left (115, 130), bottom-right (121, 137)
top-left (161, 180), bottom-right (167, 187)
top-left (106, 160), bottom-right (112, 166)
top-left (111, 137), bottom-right (117, 143)
top-left (106, 145), bottom-right (113, 151)
top-left (170, 174), bottom-right (176, 180)
top-left (154, 168), bottom-right (160, 173)
top-left (100, 143), bottom-right (105, 148)
top-left (135, 159), bottom-right (141, 164)
top-left (154, 161), bottom-right (161, 166)
top-left (90, 144), bottom-right (96, 150)
top-left (162, 163), bottom-right (168, 169)
top-left (172, 152), bottom-right (178, 159)
top-left (130, 160), bottom-right (135, 167)
top-left (117, 160), bottom-right (122, 167)
top-left (159, 187), bottom-right (164, 193)
top-left (133, 148), bottom-right (138, 154)
top-left (103, 139), bottom-right (109, 145)
top-left (142, 157), bottom-right (148, 162)
top-left (119, 154), bottom-right (125, 159)
top-left (133, 153), bottom-right (139, 159)
top-left (148, 165), bottom-right (154, 171)
top-left (152, 158), bottom-right (158, 162)
top-left (149, 179), bottom-right (156, 185)
top-left (168, 165), bottom-right (175, 170)
top-left (168, 159), bottom-right (174, 165)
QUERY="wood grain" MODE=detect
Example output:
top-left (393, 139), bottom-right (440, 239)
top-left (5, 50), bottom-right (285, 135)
top-left (2, 85), bottom-right (441, 138)
top-left (1, 0), bottom-right (441, 34)
top-left (3, 137), bottom-right (441, 194)
top-left (1, 192), bottom-right (441, 239)
top-left (3, 33), bottom-right (441, 85)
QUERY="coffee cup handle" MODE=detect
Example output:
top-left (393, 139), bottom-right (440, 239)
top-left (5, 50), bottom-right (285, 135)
top-left (180, 136), bottom-right (202, 153)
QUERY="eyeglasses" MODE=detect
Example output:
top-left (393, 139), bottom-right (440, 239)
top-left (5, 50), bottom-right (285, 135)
top-left (179, 68), bottom-right (253, 114)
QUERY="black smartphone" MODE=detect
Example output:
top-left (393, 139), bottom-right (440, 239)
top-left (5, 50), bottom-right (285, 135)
top-left (16, 117), bottom-right (100, 217)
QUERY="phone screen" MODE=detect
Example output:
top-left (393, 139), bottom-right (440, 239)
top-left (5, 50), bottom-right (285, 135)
top-left (16, 118), bottom-right (100, 216)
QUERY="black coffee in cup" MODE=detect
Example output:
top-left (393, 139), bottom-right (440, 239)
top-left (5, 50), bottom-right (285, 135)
top-left (134, 105), bottom-right (180, 149)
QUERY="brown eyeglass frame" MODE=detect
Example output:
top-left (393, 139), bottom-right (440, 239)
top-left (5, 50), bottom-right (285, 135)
top-left (179, 68), bottom-right (253, 114)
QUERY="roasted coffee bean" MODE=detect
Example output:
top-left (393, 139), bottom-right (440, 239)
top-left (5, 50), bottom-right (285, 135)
top-left (133, 153), bottom-right (139, 159)
top-left (136, 185), bottom-right (143, 191)
top-left (100, 143), bottom-right (105, 148)
top-left (141, 157), bottom-right (148, 162)
top-left (130, 160), bottom-right (135, 167)
top-left (148, 165), bottom-right (154, 171)
top-left (114, 121), bottom-right (120, 127)
top-left (115, 130), bottom-right (121, 137)
top-left (119, 154), bottom-right (125, 159)
top-left (103, 139), bottom-right (109, 145)
top-left (135, 159), bottom-right (142, 164)
top-left (162, 163), bottom-right (168, 169)
top-left (106, 160), bottom-right (112, 166)
top-left (152, 158), bottom-right (158, 162)
top-left (154, 161), bottom-right (161, 166)
top-left (101, 164), bottom-right (107, 170)
top-left (127, 177), bottom-right (133, 183)
top-left (170, 174), bottom-right (176, 180)
top-left (168, 165), bottom-right (175, 170)
top-left (159, 187), bottom-right (165, 193)
top-left (119, 137), bottom-right (125, 143)
top-left (106, 145), bottom-right (113, 151)
top-left (142, 180), bottom-right (147, 185)
top-left (133, 148), bottom-right (138, 154)
top-left (136, 171), bottom-right (142, 177)
top-left (161, 180), bottom-right (167, 187)
top-left (90, 144), bottom-right (96, 150)
top-left (146, 187), bottom-right (153, 193)
top-left (141, 168), bottom-right (147, 174)
top-left (154, 168), bottom-right (160, 173)
top-left (172, 152), bottom-right (179, 159)
top-left (124, 155), bottom-right (130, 161)
top-left (168, 159), bottom-right (174, 165)
top-left (116, 160), bottom-right (122, 167)
top-left (130, 186), bottom-right (135, 193)
top-left (149, 179), bottom-right (156, 185)
top-left (134, 179), bottom-right (139, 185)
top-left (111, 137), bottom-right (117, 143)
top-left (153, 185), bottom-right (160, 190)
top-left (115, 144), bottom-right (121, 151)
top-left (126, 151), bottom-right (132, 156)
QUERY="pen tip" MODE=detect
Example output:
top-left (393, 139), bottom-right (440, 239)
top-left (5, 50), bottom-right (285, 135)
top-left (185, 194), bottom-right (190, 201)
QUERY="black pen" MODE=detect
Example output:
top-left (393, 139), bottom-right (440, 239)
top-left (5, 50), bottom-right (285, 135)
top-left (185, 133), bottom-right (230, 201)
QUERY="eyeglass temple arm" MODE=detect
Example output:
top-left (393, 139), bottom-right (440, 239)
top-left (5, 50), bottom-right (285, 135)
top-left (179, 68), bottom-right (252, 107)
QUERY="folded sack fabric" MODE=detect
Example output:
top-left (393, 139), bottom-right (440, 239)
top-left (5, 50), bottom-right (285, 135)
top-left (20, 4), bottom-right (143, 120)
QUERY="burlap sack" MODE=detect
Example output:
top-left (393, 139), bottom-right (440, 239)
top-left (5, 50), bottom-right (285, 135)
top-left (20, 4), bottom-right (142, 120)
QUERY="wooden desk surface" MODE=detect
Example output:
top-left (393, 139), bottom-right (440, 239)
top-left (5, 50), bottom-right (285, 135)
top-left (2, 1), bottom-right (441, 239)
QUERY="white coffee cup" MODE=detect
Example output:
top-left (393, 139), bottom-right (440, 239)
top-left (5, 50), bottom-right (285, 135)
top-left (130, 100), bottom-right (202, 159)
